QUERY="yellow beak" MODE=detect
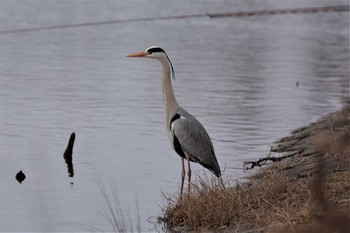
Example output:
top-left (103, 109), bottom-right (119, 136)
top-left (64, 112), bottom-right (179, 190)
top-left (126, 51), bottom-right (148, 57)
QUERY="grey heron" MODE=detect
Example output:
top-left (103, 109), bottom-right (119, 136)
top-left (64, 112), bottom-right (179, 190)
top-left (127, 46), bottom-right (221, 197)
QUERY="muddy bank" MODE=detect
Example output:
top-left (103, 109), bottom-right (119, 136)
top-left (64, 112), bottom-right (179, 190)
top-left (160, 102), bottom-right (350, 233)
top-left (245, 102), bottom-right (350, 181)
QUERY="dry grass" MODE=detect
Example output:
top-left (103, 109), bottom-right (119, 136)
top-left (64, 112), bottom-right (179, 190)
top-left (160, 169), bottom-right (350, 232)
top-left (98, 180), bottom-right (141, 233)
top-left (159, 110), bottom-right (350, 232)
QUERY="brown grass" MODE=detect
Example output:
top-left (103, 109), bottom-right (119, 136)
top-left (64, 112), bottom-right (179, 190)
top-left (159, 111), bottom-right (350, 232)
top-left (160, 170), bottom-right (350, 232)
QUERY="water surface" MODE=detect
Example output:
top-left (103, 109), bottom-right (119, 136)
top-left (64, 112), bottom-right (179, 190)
top-left (0, 0), bottom-right (348, 231)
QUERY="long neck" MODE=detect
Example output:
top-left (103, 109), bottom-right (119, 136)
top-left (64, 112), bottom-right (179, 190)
top-left (159, 58), bottom-right (179, 127)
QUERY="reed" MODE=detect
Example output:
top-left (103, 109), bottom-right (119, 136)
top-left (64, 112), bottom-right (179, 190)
top-left (98, 180), bottom-right (141, 233)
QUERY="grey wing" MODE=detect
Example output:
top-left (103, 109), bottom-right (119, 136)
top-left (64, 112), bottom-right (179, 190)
top-left (170, 110), bottom-right (221, 177)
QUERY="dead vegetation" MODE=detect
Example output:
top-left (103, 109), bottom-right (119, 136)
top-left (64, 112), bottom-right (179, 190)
top-left (160, 170), bottom-right (350, 232)
top-left (159, 104), bottom-right (350, 232)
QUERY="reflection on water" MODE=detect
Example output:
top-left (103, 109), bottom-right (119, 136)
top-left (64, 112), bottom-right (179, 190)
top-left (0, 0), bottom-right (349, 232)
top-left (63, 132), bottom-right (75, 178)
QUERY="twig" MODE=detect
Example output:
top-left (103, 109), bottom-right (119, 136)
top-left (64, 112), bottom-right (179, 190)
top-left (243, 147), bottom-right (294, 170)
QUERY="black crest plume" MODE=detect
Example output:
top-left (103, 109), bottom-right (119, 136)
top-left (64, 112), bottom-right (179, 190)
top-left (147, 47), bottom-right (175, 80)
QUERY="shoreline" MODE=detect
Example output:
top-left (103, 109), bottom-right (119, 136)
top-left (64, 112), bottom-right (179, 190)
top-left (159, 102), bottom-right (350, 232)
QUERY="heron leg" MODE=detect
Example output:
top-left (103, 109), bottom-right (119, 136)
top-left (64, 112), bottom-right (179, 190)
top-left (180, 157), bottom-right (185, 199)
top-left (187, 159), bottom-right (191, 194)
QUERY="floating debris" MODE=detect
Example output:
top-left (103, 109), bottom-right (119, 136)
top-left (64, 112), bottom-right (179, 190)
top-left (16, 170), bottom-right (26, 184)
top-left (63, 132), bottom-right (75, 177)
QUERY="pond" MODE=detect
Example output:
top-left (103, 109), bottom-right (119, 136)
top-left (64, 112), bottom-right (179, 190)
top-left (0, 0), bottom-right (348, 231)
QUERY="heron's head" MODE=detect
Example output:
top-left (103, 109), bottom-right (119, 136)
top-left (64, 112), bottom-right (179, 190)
top-left (127, 46), bottom-right (175, 79)
top-left (127, 46), bottom-right (167, 59)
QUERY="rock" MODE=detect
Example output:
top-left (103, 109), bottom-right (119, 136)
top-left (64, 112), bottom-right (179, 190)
top-left (16, 170), bottom-right (26, 184)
